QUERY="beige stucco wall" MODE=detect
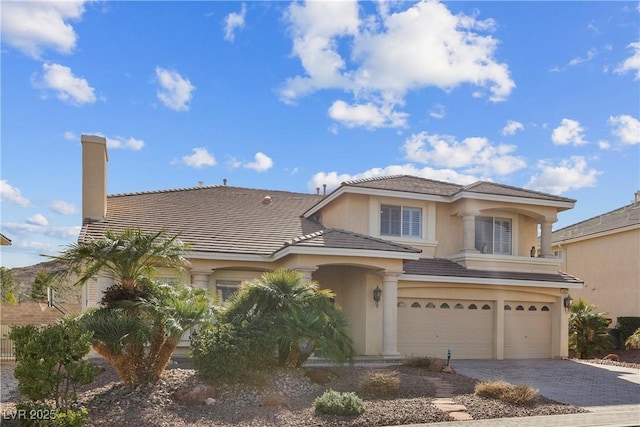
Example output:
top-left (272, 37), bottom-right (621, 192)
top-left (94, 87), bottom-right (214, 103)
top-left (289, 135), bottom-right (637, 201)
top-left (554, 227), bottom-right (640, 323)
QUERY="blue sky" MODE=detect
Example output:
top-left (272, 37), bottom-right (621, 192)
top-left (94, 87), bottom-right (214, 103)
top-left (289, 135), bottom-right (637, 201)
top-left (1, 0), bottom-right (639, 268)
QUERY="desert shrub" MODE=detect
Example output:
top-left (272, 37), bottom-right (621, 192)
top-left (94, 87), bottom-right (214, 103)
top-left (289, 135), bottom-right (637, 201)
top-left (313, 390), bottom-right (365, 416)
top-left (475, 381), bottom-right (539, 406)
top-left (625, 328), bottom-right (640, 349)
top-left (618, 317), bottom-right (640, 344)
top-left (15, 402), bottom-right (88, 427)
top-left (402, 356), bottom-right (433, 369)
top-left (569, 299), bottom-right (612, 359)
top-left (190, 322), bottom-right (275, 382)
top-left (358, 371), bottom-right (399, 397)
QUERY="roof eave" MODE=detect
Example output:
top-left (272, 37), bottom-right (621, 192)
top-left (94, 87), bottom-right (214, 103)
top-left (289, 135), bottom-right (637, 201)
top-left (400, 274), bottom-right (584, 289)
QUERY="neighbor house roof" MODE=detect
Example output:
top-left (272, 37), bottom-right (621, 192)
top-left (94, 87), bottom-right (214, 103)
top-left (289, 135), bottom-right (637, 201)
top-left (403, 258), bottom-right (583, 285)
top-left (552, 196), bottom-right (640, 243)
top-left (79, 185), bottom-right (420, 258)
top-left (0, 232), bottom-right (11, 246)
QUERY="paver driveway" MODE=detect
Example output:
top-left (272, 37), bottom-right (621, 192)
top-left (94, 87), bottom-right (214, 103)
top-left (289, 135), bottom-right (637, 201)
top-left (452, 359), bottom-right (640, 408)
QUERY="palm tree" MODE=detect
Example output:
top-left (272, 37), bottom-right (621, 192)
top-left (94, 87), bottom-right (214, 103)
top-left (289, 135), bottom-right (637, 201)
top-left (222, 269), bottom-right (353, 367)
top-left (569, 298), bottom-right (612, 359)
top-left (52, 229), bottom-right (214, 384)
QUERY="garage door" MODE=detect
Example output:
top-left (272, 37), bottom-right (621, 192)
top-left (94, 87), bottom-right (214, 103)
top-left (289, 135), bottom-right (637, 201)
top-left (504, 302), bottom-right (552, 359)
top-left (398, 299), bottom-right (494, 359)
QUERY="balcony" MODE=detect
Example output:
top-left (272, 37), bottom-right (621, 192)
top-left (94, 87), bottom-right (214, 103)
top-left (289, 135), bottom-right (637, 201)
top-left (448, 252), bottom-right (561, 274)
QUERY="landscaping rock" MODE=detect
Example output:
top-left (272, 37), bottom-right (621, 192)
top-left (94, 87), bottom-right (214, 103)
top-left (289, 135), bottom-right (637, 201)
top-left (175, 384), bottom-right (216, 406)
top-left (442, 366), bottom-right (456, 374)
top-left (603, 353), bottom-right (620, 361)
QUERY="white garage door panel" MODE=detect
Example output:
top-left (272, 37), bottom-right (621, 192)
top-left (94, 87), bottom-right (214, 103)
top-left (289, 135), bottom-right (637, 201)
top-left (504, 302), bottom-right (552, 359)
top-left (398, 299), bottom-right (494, 359)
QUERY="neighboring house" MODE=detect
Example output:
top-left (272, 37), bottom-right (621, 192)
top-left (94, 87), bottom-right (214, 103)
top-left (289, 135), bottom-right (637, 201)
top-left (79, 135), bottom-right (582, 360)
top-left (552, 192), bottom-right (640, 325)
top-left (0, 233), bottom-right (11, 246)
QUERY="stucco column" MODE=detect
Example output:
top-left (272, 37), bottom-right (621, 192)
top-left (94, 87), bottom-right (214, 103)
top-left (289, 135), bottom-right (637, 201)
top-left (495, 298), bottom-right (505, 360)
top-left (540, 219), bottom-right (556, 258)
top-left (553, 295), bottom-right (569, 358)
top-left (294, 267), bottom-right (317, 283)
top-left (382, 272), bottom-right (401, 356)
top-left (460, 212), bottom-right (479, 252)
top-left (191, 271), bottom-right (210, 291)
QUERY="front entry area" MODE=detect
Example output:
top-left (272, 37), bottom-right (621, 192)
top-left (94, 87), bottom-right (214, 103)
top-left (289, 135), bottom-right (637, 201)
top-left (397, 298), bottom-right (494, 359)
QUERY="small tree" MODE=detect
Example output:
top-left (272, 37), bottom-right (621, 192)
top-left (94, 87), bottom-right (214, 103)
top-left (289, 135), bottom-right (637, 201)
top-left (569, 299), bottom-right (612, 358)
top-left (31, 270), bottom-right (53, 301)
top-left (1, 266), bottom-right (18, 305)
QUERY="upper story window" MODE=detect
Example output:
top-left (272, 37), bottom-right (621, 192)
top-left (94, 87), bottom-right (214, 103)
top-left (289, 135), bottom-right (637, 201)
top-left (475, 216), bottom-right (512, 255)
top-left (380, 205), bottom-right (422, 238)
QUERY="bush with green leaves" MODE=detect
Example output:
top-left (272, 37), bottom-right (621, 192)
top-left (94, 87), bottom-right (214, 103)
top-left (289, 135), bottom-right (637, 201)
top-left (1, 266), bottom-right (18, 305)
top-left (618, 317), bottom-right (640, 345)
top-left (625, 328), bottom-right (640, 349)
top-left (9, 317), bottom-right (96, 426)
top-left (569, 299), bottom-right (612, 359)
top-left (313, 390), bottom-right (365, 416)
top-left (190, 321), bottom-right (275, 382)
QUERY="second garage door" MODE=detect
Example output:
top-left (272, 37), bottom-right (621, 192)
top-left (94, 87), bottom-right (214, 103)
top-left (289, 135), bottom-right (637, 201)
top-left (398, 299), bottom-right (494, 359)
top-left (504, 302), bottom-right (552, 359)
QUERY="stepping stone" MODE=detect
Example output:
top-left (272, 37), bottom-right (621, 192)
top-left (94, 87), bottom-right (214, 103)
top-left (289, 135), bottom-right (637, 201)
top-left (432, 398), bottom-right (455, 404)
top-left (434, 403), bottom-right (468, 412)
top-left (449, 411), bottom-right (473, 421)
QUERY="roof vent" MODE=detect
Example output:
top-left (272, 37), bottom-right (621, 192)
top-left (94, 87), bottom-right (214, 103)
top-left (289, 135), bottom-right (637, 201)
top-left (198, 181), bottom-right (203, 188)
top-left (262, 196), bottom-right (272, 205)
top-left (223, 178), bottom-right (227, 186)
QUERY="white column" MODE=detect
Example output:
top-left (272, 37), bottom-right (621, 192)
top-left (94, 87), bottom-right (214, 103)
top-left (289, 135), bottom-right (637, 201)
top-left (382, 272), bottom-right (401, 356)
top-left (540, 219), bottom-right (556, 258)
top-left (191, 271), bottom-right (210, 291)
top-left (460, 212), bottom-right (479, 252)
top-left (294, 267), bottom-right (317, 283)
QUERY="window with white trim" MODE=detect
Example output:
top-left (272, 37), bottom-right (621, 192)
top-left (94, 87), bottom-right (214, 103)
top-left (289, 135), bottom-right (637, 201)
top-left (216, 279), bottom-right (240, 302)
top-left (475, 216), bottom-right (512, 255)
top-left (380, 205), bottom-right (422, 238)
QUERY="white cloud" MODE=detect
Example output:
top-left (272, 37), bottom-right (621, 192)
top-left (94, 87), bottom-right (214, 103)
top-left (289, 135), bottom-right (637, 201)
top-left (429, 104), bottom-right (446, 120)
top-left (526, 156), bottom-right (600, 195)
top-left (26, 213), bottom-right (48, 227)
top-left (155, 67), bottom-right (196, 111)
top-left (224, 3), bottom-right (246, 42)
top-left (0, 180), bottom-right (31, 206)
top-left (568, 48), bottom-right (597, 67)
top-left (608, 114), bottom-right (640, 145)
top-left (63, 131), bottom-right (76, 140)
top-left (244, 152), bottom-right (273, 172)
top-left (106, 136), bottom-right (145, 151)
top-left (0, 1), bottom-right (87, 59)
top-left (502, 120), bottom-right (524, 136)
top-left (281, 0), bottom-right (514, 128)
top-left (598, 140), bottom-right (611, 150)
top-left (34, 63), bottom-right (96, 106)
top-left (180, 148), bottom-right (216, 168)
top-left (328, 99), bottom-right (408, 128)
top-left (4, 222), bottom-right (81, 240)
top-left (402, 132), bottom-right (526, 176)
top-left (551, 119), bottom-right (587, 146)
top-left (307, 164), bottom-right (478, 194)
top-left (614, 42), bottom-right (640, 80)
top-left (50, 200), bottom-right (77, 215)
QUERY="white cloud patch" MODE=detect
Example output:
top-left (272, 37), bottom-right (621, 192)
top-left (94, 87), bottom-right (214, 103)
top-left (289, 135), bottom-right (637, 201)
top-left (608, 114), bottom-right (640, 145)
top-left (614, 41), bottom-right (640, 80)
top-left (26, 213), bottom-right (48, 227)
top-left (502, 120), bottom-right (524, 136)
top-left (224, 3), bottom-right (246, 42)
top-left (568, 48), bottom-right (597, 67)
top-left (429, 104), bottom-right (446, 120)
top-left (180, 148), bottom-right (216, 168)
top-left (402, 132), bottom-right (526, 176)
top-left (34, 63), bottom-right (96, 106)
top-left (307, 164), bottom-right (477, 194)
top-left (526, 156), bottom-right (600, 195)
top-left (0, 1), bottom-right (87, 59)
top-left (4, 222), bottom-right (81, 240)
top-left (281, 0), bottom-right (514, 129)
top-left (598, 140), bottom-right (611, 150)
top-left (0, 180), bottom-right (31, 206)
top-left (50, 200), bottom-right (78, 215)
top-left (106, 136), bottom-right (145, 151)
top-left (244, 152), bottom-right (274, 172)
top-left (63, 131), bottom-right (76, 140)
top-left (551, 119), bottom-right (587, 146)
top-left (155, 67), bottom-right (196, 111)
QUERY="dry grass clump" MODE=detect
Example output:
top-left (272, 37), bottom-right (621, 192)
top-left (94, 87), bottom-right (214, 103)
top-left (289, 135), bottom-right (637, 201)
top-left (402, 356), bottom-right (447, 372)
top-left (475, 380), bottom-right (539, 406)
top-left (358, 370), bottom-right (400, 397)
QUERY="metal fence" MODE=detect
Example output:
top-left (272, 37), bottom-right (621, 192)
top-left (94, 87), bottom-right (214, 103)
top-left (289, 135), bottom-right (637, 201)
top-left (0, 324), bottom-right (15, 360)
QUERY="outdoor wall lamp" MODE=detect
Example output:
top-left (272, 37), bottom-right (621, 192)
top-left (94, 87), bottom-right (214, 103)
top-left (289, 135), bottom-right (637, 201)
top-left (373, 286), bottom-right (382, 307)
top-left (563, 294), bottom-right (573, 311)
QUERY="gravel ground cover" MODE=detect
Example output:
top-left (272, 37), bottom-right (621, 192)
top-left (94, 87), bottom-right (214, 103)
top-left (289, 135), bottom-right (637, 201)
top-left (1, 358), bottom-right (591, 427)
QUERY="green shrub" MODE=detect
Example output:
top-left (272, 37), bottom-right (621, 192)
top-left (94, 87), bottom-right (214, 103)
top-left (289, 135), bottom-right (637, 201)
top-left (475, 381), bottom-right (539, 406)
top-left (569, 299), bottom-right (612, 359)
top-left (14, 403), bottom-right (88, 427)
top-left (358, 371), bottom-right (399, 397)
top-left (618, 317), bottom-right (640, 344)
top-left (190, 322), bottom-right (275, 382)
top-left (313, 390), bottom-right (365, 416)
top-left (625, 328), bottom-right (640, 349)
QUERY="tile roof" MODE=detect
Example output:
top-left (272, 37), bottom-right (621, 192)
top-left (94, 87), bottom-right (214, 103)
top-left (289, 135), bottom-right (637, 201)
top-left (280, 229), bottom-right (421, 254)
top-left (403, 258), bottom-right (583, 284)
top-left (340, 175), bottom-right (574, 203)
top-left (552, 198), bottom-right (640, 242)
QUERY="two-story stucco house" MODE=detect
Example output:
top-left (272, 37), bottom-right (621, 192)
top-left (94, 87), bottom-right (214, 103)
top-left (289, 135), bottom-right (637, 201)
top-left (80, 135), bottom-right (582, 360)
top-left (552, 193), bottom-right (640, 325)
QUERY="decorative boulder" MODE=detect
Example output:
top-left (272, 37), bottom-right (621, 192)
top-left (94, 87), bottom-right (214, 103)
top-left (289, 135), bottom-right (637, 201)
top-left (442, 366), bottom-right (456, 374)
top-left (603, 353), bottom-right (620, 361)
top-left (175, 384), bottom-right (217, 406)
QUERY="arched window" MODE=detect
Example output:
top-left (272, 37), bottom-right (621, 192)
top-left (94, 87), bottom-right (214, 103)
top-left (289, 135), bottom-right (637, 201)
top-left (440, 303), bottom-right (450, 309)
top-left (454, 303), bottom-right (464, 309)
top-left (468, 304), bottom-right (478, 310)
top-left (397, 301), bottom-right (406, 308)
top-left (541, 306), bottom-right (550, 312)
top-left (482, 304), bottom-right (491, 310)
top-left (411, 302), bottom-right (421, 308)
top-left (425, 302), bottom-right (436, 308)
top-left (516, 305), bottom-right (525, 311)
top-left (528, 305), bottom-right (537, 311)
top-left (504, 304), bottom-right (512, 310)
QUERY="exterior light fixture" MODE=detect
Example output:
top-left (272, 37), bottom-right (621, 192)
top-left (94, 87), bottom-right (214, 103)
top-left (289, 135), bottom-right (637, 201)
top-left (373, 286), bottom-right (382, 307)
top-left (563, 294), bottom-right (573, 311)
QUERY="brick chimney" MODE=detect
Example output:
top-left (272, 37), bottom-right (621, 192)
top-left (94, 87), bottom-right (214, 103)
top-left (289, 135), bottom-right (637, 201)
top-left (81, 135), bottom-right (108, 223)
